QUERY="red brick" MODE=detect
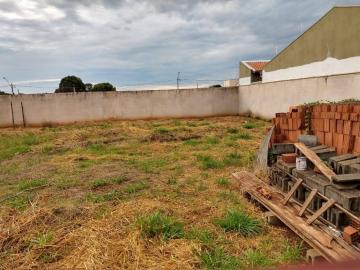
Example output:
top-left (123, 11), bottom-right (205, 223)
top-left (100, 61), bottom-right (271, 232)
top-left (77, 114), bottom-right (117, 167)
top-left (329, 119), bottom-right (336, 133)
top-left (336, 120), bottom-right (344, 134)
top-left (330, 104), bottom-right (337, 112)
top-left (351, 122), bottom-right (360, 136)
top-left (350, 113), bottom-right (359, 121)
top-left (336, 105), bottom-right (343, 112)
top-left (325, 132), bottom-right (333, 147)
top-left (337, 134), bottom-right (344, 154)
top-left (312, 112), bottom-right (321, 119)
top-left (335, 112), bottom-right (342, 119)
top-left (323, 119), bottom-right (330, 132)
top-left (353, 105), bottom-right (360, 113)
top-left (315, 131), bottom-right (325, 145)
top-left (343, 135), bottom-right (355, 154)
top-left (343, 121), bottom-right (352, 135)
top-left (281, 153), bottom-right (297, 163)
top-left (333, 133), bottom-right (339, 152)
top-left (317, 119), bottom-right (324, 131)
top-left (328, 112), bottom-right (335, 119)
top-left (321, 104), bottom-right (330, 112)
top-left (342, 113), bottom-right (350, 120)
top-left (288, 118), bottom-right (293, 130)
top-left (354, 137), bottom-right (360, 154)
top-left (343, 226), bottom-right (359, 245)
top-left (342, 104), bottom-right (351, 113)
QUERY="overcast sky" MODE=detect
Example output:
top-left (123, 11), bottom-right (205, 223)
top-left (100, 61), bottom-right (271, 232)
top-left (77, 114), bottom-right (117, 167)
top-left (0, 0), bottom-right (359, 93)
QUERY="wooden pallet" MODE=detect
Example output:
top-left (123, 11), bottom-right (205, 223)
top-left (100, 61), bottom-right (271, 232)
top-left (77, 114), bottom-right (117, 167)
top-left (232, 171), bottom-right (360, 262)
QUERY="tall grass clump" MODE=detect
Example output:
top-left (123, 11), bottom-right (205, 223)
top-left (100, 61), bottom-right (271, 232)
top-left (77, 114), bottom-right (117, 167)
top-left (215, 209), bottom-right (261, 236)
top-left (199, 247), bottom-right (240, 270)
top-left (136, 211), bottom-right (184, 240)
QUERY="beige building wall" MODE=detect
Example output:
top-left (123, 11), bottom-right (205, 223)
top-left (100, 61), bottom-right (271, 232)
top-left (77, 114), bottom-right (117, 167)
top-left (0, 87), bottom-right (239, 127)
top-left (265, 6), bottom-right (360, 72)
top-left (239, 73), bottom-right (360, 119)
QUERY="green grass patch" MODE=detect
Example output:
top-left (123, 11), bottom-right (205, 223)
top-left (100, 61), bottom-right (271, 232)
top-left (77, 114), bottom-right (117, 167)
top-left (31, 232), bottom-right (54, 248)
top-left (197, 155), bottom-right (223, 170)
top-left (227, 127), bottom-right (239, 134)
top-left (215, 209), bottom-right (261, 236)
top-left (112, 175), bottom-right (127, 184)
top-left (199, 247), bottom-right (240, 270)
top-left (243, 122), bottom-right (256, 129)
top-left (278, 241), bottom-right (303, 264)
top-left (0, 133), bottom-right (42, 161)
top-left (7, 194), bottom-right (33, 210)
top-left (223, 152), bottom-right (242, 167)
top-left (91, 179), bottom-right (109, 188)
top-left (183, 139), bottom-right (200, 146)
top-left (123, 181), bottom-right (149, 194)
top-left (136, 211), bottom-right (184, 240)
top-left (217, 191), bottom-right (242, 205)
top-left (216, 177), bottom-right (230, 187)
top-left (154, 127), bottom-right (171, 134)
top-left (17, 179), bottom-right (48, 191)
top-left (240, 249), bottom-right (274, 268)
top-left (206, 136), bottom-right (220, 145)
top-left (130, 158), bottom-right (168, 173)
top-left (56, 179), bottom-right (80, 190)
top-left (187, 228), bottom-right (215, 245)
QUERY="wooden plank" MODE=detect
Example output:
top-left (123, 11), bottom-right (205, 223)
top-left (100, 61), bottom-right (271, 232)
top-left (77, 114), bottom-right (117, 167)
top-left (298, 189), bottom-right (318, 217)
top-left (282, 178), bottom-right (303, 205)
top-left (294, 142), bottom-right (336, 181)
top-left (307, 199), bottom-right (336, 225)
top-left (232, 171), bottom-right (360, 262)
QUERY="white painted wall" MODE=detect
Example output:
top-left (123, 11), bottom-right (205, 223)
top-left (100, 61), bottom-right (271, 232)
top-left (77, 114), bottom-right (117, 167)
top-left (239, 73), bottom-right (360, 119)
top-left (263, 56), bottom-right (360, 83)
top-left (239, 77), bottom-right (251, 86)
top-left (0, 87), bottom-right (239, 127)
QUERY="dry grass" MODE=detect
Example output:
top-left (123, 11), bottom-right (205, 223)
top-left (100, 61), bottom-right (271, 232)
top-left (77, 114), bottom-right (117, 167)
top-left (0, 116), bottom-right (303, 269)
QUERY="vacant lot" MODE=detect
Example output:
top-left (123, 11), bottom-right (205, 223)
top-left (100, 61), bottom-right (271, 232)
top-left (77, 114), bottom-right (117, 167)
top-left (0, 116), bottom-right (303, 269)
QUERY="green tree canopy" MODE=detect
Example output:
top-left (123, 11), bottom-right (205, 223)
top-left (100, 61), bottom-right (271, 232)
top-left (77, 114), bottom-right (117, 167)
top-left (55, 76), bottom-right (86, 93)
top-left (91, 82), bottom-right (116, 92)
top-left (0, 90), bottom-right (9, 95)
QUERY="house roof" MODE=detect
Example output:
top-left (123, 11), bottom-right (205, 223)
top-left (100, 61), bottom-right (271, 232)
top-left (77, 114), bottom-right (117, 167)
top-left (242, 60), bottom-right (270, 72)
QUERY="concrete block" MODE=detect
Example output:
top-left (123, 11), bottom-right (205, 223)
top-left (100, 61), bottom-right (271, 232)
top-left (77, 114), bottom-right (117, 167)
top-left (330, 208), bottom-right (348, 229)
top-left (306, 249), bottom-right (325, 264)
top-left (332, 174), bottom-right (360, 184)
top-left (350, 164), bottom-right (360, 174)
top-left (337, 157), bottom-right (360, 174)
top-left (304, 174), bottom-right (331, 195)
top-left (313, 147), bottom-right (337, 161)
top-left (329, 153), bottom-right (357, 171)
top-left (271, 143), bottom-right (295, 155)
top-left (298, 135), bottom-right (317, 147)
top-left (264, 211), bottom-right (283, 226)
top-left (325, 186), bottom-right (360, 212)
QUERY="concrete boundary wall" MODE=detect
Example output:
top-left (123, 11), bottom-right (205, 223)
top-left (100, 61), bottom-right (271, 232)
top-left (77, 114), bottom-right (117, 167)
top-left (0, 87), bottom-right (239, 127)
top-left (238, 73), bottom-right (360, 119)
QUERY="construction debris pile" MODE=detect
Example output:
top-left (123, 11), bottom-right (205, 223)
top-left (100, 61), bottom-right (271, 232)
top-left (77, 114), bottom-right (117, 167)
top-left (272, 103), bottom-right (360, 154)
top-left (235, 102), bottom-right (360, 263)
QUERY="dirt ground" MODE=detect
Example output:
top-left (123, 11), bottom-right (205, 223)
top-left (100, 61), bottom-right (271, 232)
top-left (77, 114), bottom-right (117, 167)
top-left (0, 116), bottom-right (303, 269)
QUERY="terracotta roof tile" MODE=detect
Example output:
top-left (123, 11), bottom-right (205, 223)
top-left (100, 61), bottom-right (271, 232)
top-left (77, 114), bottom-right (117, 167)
top-left (244, 61), bottom-right (269, 71)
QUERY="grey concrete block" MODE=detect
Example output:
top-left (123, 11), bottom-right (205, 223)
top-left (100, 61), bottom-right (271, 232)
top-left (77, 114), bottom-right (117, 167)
top-left (337, 158), bottom-right (360, 174)
top-left (306, 249), bottom-right (325, 264)
top-left (350, 164), bottom-right (360, 174)
top-left (304, 174), bottom-right (331, 195)
top-left (329, 154), bottom-right (358, 171)
top-left (299, 135), bottom-right (317, 147)
top-left (265, 211), bottom-right (283, 226)
top-left (325, 186), bottom-right (360, 212)
top-left (332, 174), bottom-right (360, 184)
top-left (313, 148), bottom-right (336, 161)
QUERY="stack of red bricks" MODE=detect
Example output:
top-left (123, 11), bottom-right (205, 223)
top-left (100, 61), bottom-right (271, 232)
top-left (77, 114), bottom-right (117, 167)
top-left (272, 103), bottom-right (360, 155)
top-left (272, 106), bottom-right (305, 144)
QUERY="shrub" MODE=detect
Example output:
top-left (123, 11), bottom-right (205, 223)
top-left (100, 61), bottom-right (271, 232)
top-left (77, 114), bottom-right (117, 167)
top-left (136, 211), bottom-right (184, 240)
top-left (215, 209), bottom-right (261, 236)
top-left (91, 82), bottom-right (116, 92)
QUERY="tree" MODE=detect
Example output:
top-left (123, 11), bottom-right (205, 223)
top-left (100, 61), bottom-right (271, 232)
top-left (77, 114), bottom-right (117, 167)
top-left (0, 90), bottom-right (9, 95)
top-left (91, 82), bottom-right (116, 92)
top-left (55, 76), bottom-right (86, 93)
top-left (85, 83), bottom-right (93, 92)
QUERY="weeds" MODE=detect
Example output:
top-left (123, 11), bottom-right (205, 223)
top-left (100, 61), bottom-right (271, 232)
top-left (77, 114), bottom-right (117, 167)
top-left (206, 136), bottom-right (220, 145)
top-left (216, 177), bottom-right (230, 187)
top-left (197, 155), bottom-right (223, 169)
top-left (89, 190), bottom-right (122, 203)
top-left (223, 152), bottom-right (242, 167)
top-left (278, 241), bottom-right (303, 263)
top-left (240, 249), bottom-right (274, 268)
top-left (136, 211), bottom-right (184, 240)
top-left (215, 209), bottom-right (262, 236)
top-left (243, 122), bottom-right (256, 129)
top-left (227, 127), bottom-right (239, 134)
top-left (17, 179), bottom-right (48, 191)
top-left (187, 229), bottom-right (214, 245)
top-left (31, 232), bottom-right (54, 248)
top-left (123, 181), bottom-right (148, 194)
top-left (91, 179), bottom-right (109, 188)
top-left (183, 139), bottom-right (200, 146)
top-left (199, 247), bottom-right (240, 270)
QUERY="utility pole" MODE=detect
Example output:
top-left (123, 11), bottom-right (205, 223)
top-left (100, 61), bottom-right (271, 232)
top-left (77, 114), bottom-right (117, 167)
top-left (2, 77), bottom-right (14, 95)
top-left (177, 72), bottom-right (180, 90)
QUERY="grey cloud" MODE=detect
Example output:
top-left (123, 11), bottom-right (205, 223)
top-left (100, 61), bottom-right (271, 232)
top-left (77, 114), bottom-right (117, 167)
top-left (0, 0), bottom-right (358, 93)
